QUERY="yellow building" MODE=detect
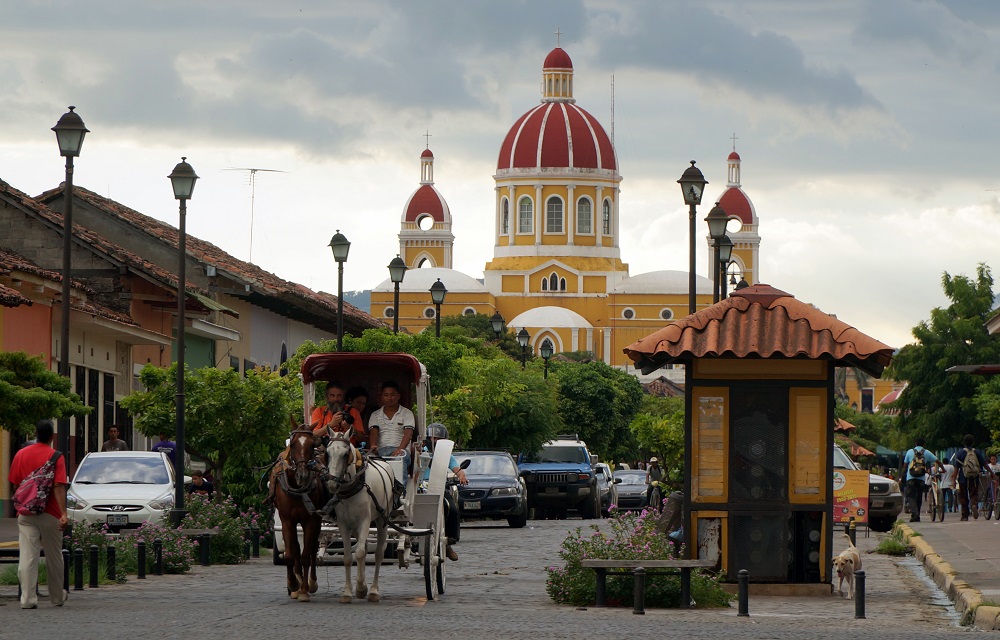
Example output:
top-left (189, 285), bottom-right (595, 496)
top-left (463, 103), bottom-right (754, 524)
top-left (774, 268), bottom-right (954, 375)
top-left (371, 46), bottom-right (763, 367)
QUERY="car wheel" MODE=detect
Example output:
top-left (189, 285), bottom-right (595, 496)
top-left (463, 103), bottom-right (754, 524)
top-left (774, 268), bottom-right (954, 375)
top-left (507, 504), bottom-right (528, 528)
top-left (868, 516), bottom-right (894, 533)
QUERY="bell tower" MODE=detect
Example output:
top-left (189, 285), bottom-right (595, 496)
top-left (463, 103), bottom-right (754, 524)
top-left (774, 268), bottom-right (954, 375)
top-left (399, 145), bottom-right (454, 269)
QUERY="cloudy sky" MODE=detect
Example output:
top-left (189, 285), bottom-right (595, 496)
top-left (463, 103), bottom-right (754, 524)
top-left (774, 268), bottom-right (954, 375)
top-left (3, 0), bottom-right (999, 350)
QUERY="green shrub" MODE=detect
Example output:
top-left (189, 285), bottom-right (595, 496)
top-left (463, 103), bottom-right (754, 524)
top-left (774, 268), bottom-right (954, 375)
top-left (546, 509), bottom-right (732, 608)
top-left (114, 520), bottom-right (196, 574)
top-left (875, 529), bottom-right (913, 556)
top-left (181, 493), bottom-right (264, 564)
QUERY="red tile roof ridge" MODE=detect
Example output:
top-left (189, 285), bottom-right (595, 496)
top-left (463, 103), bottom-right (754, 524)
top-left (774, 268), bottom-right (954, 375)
top-left (0, 282), bottom-right (31, 307)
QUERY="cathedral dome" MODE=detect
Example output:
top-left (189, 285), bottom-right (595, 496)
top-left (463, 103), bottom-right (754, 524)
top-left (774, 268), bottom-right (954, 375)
top-left (403, 184), bottom-right (449, 223)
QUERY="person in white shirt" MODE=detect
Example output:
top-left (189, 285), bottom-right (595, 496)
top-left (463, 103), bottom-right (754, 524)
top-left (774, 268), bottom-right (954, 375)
top-left (940, 462), bottom-right (957, 513)
top-left (368, 380), bottom-right (415, 476)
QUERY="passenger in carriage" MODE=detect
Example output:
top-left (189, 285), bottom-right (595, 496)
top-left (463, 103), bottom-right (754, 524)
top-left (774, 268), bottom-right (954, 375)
top-left (367, 380), bottom-right (415, 476)
top-left (422, 423), bottom-right (467, 562)
top-left (310, 381), bottom-right (365, 447)
top-left (345, 386), bottom-right (372, 432)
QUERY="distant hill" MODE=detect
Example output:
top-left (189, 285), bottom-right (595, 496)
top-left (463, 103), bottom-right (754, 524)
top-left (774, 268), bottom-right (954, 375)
top-left (343, 290), bottom-right (371, 314)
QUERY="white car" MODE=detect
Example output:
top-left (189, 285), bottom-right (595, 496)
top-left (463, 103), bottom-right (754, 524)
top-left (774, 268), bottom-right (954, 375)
top-left (67, 451), bottom-right (179, 532)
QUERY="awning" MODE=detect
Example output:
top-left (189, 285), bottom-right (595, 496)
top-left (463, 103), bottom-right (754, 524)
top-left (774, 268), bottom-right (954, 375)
top-left (187, 290), bottom-right (239, 318)
top-left (946, 364), bottom-right (1000, 375)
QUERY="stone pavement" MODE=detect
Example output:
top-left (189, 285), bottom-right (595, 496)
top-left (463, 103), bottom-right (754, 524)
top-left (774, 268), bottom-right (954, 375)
top-left (0, 516), bottom-right (980, 639)
top-left (902, 514), bottom-right (1000, 630)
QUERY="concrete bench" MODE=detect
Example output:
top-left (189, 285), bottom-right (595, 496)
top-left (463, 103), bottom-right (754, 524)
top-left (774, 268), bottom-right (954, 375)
top-left (580, 558), bottom-right (717, 611)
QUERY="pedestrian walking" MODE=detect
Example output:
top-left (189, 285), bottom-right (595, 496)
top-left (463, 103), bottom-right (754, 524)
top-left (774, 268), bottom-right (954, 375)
top-left (7, 420), bottom-right (68, 609)
top-left (902, 437), bottom-right (936, 523)
top-left (951, 434), bottom-right (989, 521)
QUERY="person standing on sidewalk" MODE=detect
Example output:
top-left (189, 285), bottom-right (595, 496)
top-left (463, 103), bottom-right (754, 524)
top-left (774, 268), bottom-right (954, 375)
top-left (902, 437), bottom-right (936, 522)
top-left (940, 459), bottom-right (957, 513)
top-left (7, 420), bottom-right (67, 609)
top-left (951, 434), bottom-right (990, 521)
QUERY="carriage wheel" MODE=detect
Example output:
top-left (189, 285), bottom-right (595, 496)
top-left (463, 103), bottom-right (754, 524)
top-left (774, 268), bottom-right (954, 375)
top-left (423, 533), bottom-right (434, 601)
top-left (436, 536), bottom-right (447, 594)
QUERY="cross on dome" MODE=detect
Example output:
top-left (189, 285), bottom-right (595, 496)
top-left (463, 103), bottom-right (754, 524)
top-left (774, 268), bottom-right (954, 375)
top-left (554, 27), bottom-right (562, 46)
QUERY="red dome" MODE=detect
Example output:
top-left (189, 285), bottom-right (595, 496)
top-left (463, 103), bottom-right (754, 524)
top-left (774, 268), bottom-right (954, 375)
top-left (718, 187), bottom-right (753, 225)
top-left (728, 151), bottom-right (740, 161)
top-left (497, 103), bottom-right (616, 172)
top-left (543, 47), bottom-right (573, 69)
top-left (421, 148), bottom-right (434, 158)
top-left (404, 184), bottom-right (448, 223)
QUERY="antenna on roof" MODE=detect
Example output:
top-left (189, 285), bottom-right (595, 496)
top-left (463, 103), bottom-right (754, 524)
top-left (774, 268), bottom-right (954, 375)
top-left (224, 167), bottom-right (286, 263)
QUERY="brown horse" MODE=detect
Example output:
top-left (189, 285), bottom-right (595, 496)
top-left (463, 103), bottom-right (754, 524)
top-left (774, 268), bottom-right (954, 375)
top-left (272, 426), bottom-right (325, 602)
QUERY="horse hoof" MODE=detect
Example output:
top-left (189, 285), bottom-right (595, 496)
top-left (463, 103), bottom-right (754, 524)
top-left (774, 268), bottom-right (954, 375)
top-left (356, 586), bottom-right (368, 599)
top-left (290, 591), bottom-right (299, 599)
top-left (367, 593), bottom-right (380, 603)
top-left (297, 593), bottom-right (311, 603)
top-left (340, 596), bottom-right (353, 604)
top-left (309, 580), bottom-right (318, 594)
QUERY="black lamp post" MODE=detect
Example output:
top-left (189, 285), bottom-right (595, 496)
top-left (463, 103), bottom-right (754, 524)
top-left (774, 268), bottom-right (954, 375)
top-left (678, 161), bottom-right (707, 315)
top-left (329, 230), bottom-right (351, 350)
top-left (430, 278), bottom-right (447, 337)
top-left (517, 328), bottom-right (530, 369)
top-left (490, 312), bottom-right (505, 340)
top-left (540, 340), bottom-right (553, 380)
top-left (716, 235), bottom-right (734, 301)
top-left (387, 255), bottom-right (407, 334)
top-left (52, 106), bottom-right (88, 460)
top-left (704, 202), bottom-right (729, 304)
top-left (167, 157), bottom-right (198, 527)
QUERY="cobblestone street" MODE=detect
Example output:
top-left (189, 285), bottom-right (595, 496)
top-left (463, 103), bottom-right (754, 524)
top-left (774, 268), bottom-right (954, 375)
top-left (0, 519), bottom-right (975, 639)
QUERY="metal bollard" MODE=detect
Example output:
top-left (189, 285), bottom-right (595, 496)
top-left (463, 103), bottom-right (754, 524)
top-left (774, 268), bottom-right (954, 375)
top-left (89, 545), bottom-right (99, 588)
top-left (848, 517), bottom-right (857, 546)
top-left (244, 538), bottom-right (251, 560)
top-left (251, 525), bottom-right (260, 558)
top-left (153, 539), bottom-right (163, 576)
top-left (137, 541), bottom-right (146, 579)
top-left (737, 569), bottom-right (750, 617)
top-left (73, 548), bottom-right (83, 591)
top-left (107, 545), bottom-right (116, 581)
top-left (854, 570), bottom-right (866, 619)
top-left (632, 567), bottom-right (646, 615)
top-left (62, 549), bottom-right (70, 592)
top-left (200, 534), bottom-right (211, 566)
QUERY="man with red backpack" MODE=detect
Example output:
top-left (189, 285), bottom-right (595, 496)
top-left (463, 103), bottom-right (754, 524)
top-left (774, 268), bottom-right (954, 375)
top-left (8, 420), bottom-right (68, 609)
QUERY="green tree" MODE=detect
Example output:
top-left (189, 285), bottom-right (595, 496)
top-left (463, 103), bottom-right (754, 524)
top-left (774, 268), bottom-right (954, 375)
top-left (0, 351), bottom-right (90, 435)
top-left (628, 395), bottom-right (685, 488)
top-left (885, 264), bottom-right (1000, 449)
top-left (833, 402), bottom-right (903, 451)
top-left (552, 360), bottom-right (644, 463)
top-left (119, 364), bottom-right (299, 508)
top-left (972, 376), bottom-right (1000, 452)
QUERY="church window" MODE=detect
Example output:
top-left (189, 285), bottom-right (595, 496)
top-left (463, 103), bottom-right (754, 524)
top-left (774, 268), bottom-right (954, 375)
top-left (622, 307), bottom-right (635, 320)
top-left (660, 308), bottom-right (674, 321)
top-left (501, 198), bottom-right (509, 234)
top-left (518, 197), bottom-right (533, 233)
top-left (463, 307), bottom-right (476, 316)
top-left (577, 198), bottom-right (592, 234)
top-left (545, 197), bottom-right (563, 233)
top-left (549, 273), bottom-right (558, 291)
top-left (541, 278), bottom-right (548, 291)
top-left (384, 307), bottom-right (395, 318)
top-left (560, 278), bottom-right (566, 291)
top-left (602, 200), bottom-right (612, 234)
top-left (424, 307), bottom-right (436, 319)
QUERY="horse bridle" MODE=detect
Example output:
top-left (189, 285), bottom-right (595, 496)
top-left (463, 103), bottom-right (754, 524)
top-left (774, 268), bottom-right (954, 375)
top-left (285, 428), bottom-right (322, 494)
top-left (326, 434), bottom-right (368, 499)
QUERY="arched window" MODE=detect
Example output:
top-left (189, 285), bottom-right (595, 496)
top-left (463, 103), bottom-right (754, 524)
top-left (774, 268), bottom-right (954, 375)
top-left (577, 198), bottom-right (592, 234)
top-left (545, 197), bottom-right (563, 233)
top-left (463, 307), bottom-right (476, 316)
top-left (602, 200), bottom-right (612, 234)
top-left (541, 278), bottom-right (548, 291)
top-left (518, 197), bottom-right (533, 233)
top-left (501, 198), bottom-right (509, 235)
top-left (541, 338), bottom-right (555, 355)
top-left (559, 278), bottom-right (566, 291)
top-left (549, 273), bottom-right (558, 291)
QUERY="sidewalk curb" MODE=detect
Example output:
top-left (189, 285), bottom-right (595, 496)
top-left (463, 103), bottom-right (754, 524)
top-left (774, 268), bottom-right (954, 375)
top-left (896, 523), bottom-right (1000, 631)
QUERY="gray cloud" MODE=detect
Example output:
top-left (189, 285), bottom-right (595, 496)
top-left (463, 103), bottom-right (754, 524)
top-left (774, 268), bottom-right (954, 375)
top-left (855, 0), bottom-right (991, 63)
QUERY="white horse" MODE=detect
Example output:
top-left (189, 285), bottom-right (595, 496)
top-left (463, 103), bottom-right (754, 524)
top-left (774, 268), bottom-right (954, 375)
top-left (325, 432), bottom-right (396, 603)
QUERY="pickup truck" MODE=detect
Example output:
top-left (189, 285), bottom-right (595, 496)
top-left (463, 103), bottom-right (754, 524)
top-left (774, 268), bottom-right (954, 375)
top-left (518, 435), bottom-right (602, 519)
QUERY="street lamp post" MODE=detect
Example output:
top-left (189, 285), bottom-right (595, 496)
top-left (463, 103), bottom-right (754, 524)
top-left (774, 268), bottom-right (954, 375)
top-left (387, 255), bottom-right (407, 334)
top-left (429, 278), bottom-right (447, 337)
top-left (716, 235), bottom-right (734, 301)
top-left (167, 157), bottom-right (198, 527)
top-left (678, 161), bottom-right (707, 316)
top-left (517, 328), bottom-right (530, 369)
top-left (704, 202), bottom-right (729, 304)
top-left (540, 340), bottom-right (553, 380)
top-left (329, 231), bottom-right (351, 350)
top-left (490, 312), bottom-right (505, 340)
top-left (52, 106), bottom-right (89, 460)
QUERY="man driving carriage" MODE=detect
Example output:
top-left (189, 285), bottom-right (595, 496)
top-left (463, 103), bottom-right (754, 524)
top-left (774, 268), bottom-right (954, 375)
top-left (367, 380), bottom-right (415, 477)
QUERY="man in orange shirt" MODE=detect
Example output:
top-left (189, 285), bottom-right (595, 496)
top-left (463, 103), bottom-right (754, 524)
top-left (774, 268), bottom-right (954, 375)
top-left (8, 420), bottom-right (68, 609)
top-left (310, 381), bottom-right (365, 447)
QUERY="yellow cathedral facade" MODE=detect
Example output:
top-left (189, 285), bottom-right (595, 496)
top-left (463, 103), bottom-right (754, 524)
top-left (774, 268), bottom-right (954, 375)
top-left (371, 46), bottom-right (762, 369)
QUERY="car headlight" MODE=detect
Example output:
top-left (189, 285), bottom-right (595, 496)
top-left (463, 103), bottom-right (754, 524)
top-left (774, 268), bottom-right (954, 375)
top-left (147, 491), bottom-right (175, 511)
top-left (66, 491), bottom-right (88, 510)
top-left (889, 481), bottom-right (901, 494)
top-left (490, 487), bottom-right (519, 496)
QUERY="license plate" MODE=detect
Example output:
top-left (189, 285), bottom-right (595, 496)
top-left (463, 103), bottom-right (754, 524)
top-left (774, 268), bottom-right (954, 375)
top-left (544, 487), bottom-right (559, 494)
top-left (464, 501), bottom-right (481, 510)
top-left (870, 499), bottom-right (884, 508)
top-left (107, 514), bottom-right (129, 527)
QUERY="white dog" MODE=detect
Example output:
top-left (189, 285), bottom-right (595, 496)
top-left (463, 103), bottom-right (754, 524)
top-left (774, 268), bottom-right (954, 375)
top-left (833, 534), bottom-right (862, 599)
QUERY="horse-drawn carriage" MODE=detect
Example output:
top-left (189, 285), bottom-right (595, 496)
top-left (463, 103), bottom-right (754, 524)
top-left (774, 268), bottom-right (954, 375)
top-left (272, 352), bottom-right (454, 602)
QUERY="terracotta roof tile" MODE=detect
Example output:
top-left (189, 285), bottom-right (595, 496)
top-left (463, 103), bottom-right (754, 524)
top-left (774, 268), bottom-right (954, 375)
top-left (0, 247), bottom-right (91, 294)
top-left (624, 283), bottom-right (894, 377)
top-left (0, 282), bottom-right (30, 307)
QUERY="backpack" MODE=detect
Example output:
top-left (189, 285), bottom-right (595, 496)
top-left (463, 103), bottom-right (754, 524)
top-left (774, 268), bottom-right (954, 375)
top-left (12, 451), bottom-right (61, 516)
top-left (962, 447), bottom-right (981, 479)
top-left (908, 449), bottom-right (926, 478)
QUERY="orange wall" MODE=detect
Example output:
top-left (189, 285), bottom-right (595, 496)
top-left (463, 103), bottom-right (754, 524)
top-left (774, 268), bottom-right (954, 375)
top-left (2, 303), bottom-right (53, 359)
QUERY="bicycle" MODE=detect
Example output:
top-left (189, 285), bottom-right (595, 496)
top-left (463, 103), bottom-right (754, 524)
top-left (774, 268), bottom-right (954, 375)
top-left (926, 471), bottom-right (945, 522)
top-left (982, 471), bottom-right (998, 521)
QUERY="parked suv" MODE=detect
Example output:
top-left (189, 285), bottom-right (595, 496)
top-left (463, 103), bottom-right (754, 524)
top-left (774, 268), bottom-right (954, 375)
top-left (518, 435), bottom-right (601, 519)
top-left (833, 445), bottom-right (903, 532)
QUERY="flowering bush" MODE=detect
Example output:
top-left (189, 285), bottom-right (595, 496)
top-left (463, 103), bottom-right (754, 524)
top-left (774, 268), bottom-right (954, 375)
top-left (182, 493), bottom-right (264, 564)
top-left (115, 520), bottom-right (196, 575)
top-left (545, 508), bottom-right (732, 608)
